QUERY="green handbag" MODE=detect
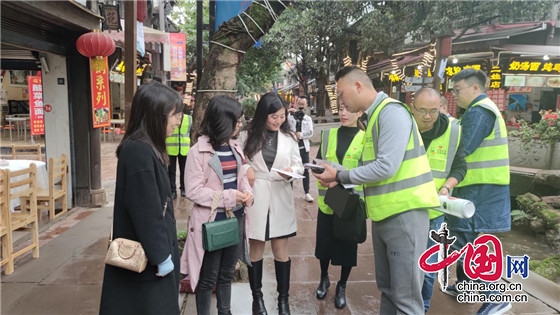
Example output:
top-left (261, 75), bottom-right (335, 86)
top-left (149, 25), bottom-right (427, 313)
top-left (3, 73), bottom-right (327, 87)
top-left (202, 191), bottom-right (240, 251)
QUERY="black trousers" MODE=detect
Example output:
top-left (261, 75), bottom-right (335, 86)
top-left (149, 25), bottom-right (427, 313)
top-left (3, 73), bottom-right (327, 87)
top-left (299, 147), bottom-right (310, 194)
top-left (168, 154), bottom-right (187, 192)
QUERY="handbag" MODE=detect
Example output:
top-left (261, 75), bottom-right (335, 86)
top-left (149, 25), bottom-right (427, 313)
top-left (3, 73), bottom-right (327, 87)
top-left (324, 184), bottom-right (362, 219)
top-left (202, 191), bottom-right (240, 251)
top-left (104, 199), bottom-right (169, 273)
top-left (332, 198), bottom-right (367, 243)
top-left (105, 236), bottom-right (148, 273)
top-left (325, 184), bottom-right (367, 243)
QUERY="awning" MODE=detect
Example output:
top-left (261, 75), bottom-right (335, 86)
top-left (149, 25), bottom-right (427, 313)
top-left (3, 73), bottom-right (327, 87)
top-left (493, 44), bottom-right (560, 57)
top-left (453, 22), bottom-right (547, 45)
top-left (367, 54), bottom-right (425, 74)
top-left (104, 21), bottom-right (169, 45)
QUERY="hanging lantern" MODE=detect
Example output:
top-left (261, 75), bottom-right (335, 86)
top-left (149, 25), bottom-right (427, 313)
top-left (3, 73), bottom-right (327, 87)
top-left (76, 30), bottom-right (116, 71)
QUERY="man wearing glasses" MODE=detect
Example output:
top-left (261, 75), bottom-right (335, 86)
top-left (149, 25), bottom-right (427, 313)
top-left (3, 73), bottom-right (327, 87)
top-left (444, 69), bottom-right (511, 315)
top-left (411, 87), bottom-right (467, 313)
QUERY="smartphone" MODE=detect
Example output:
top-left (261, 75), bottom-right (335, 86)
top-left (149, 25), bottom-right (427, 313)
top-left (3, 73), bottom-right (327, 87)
top-left (304, 163), bottom-right (325, 174)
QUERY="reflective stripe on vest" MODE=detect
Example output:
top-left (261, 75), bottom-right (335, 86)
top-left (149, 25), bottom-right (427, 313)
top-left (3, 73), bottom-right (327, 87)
top-left (457, 98), bottom-right (509, 187)
top-left (426, 119), bottom-right (461, 219)
top-left (362, 97), bottom-right (440, 221)
top-left (316, 128), bottom-right (365, 215)
top-left (166, 115), bottom-right (192, 156)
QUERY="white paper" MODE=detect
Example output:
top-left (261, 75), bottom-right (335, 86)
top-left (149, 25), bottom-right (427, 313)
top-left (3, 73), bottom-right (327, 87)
top-left (271, 168), bottom-right (305, 179)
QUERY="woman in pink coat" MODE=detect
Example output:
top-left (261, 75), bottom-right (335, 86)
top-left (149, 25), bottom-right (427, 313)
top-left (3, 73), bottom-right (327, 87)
top-left (180, 95), bottom-right (254, 315)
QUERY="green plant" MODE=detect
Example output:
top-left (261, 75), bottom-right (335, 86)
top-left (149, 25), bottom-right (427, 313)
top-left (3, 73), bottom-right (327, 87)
top-left (511, 110), bottom-right (560, 147)
top-left (511, 209), bottom-right (533, 222)
top-left (242, 98), bottom-right (258, 119)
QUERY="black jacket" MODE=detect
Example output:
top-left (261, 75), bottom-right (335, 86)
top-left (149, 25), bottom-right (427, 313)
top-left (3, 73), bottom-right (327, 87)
top-left (100, 140), bottom-right (180, 315)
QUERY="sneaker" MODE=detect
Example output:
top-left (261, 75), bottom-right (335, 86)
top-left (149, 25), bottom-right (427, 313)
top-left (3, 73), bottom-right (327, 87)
top-left (442, 284), bottom-right (460, 297)
top-left (476, 302), bottom-right (512, 315)
top-left (180, 190), bottom-right (186, 197)
top-left (305, 193), bottom-right (314, 202)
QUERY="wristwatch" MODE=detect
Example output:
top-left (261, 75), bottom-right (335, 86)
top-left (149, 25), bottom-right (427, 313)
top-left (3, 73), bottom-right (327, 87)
top-left (335, 170), bottom-right (342, 185)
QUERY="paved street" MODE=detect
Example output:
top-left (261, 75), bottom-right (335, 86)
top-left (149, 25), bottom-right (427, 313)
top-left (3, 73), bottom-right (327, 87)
top-left (1, 140), bottom-right (559, 314)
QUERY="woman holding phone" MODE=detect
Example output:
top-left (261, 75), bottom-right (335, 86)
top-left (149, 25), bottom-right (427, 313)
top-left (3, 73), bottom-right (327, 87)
top-left (313, 103), bottom-right (364, 309)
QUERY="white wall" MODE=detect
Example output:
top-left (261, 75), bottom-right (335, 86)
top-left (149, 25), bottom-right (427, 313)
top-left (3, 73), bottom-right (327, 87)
top-left (40, 53), bottom-right (73, 206)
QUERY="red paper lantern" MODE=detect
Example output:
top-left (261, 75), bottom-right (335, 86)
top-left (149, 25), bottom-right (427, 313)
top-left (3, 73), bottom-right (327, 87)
top-left (76, 30), bottom-right (116, 71)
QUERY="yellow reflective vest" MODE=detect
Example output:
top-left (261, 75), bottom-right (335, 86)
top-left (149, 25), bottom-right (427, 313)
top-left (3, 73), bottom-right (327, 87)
top-left (166, 114), bottom-right (192, 156)
top-left (317, 128), bottom-right (365, 214)
top-left (362, 97), bottom-right (440, 221)
top-left (425, 119), bottom-right (461, 219)
top-left (457, 98), bottom-right (509, 187)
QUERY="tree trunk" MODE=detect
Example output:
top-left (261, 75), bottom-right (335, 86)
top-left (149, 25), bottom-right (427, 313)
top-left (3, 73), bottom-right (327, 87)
top-left (191, 0), bottom-right (290, 142)
top-left (316, 65), bottom-right (327, 117)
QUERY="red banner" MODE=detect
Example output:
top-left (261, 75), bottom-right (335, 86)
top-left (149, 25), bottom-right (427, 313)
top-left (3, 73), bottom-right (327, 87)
top-left (169, 33), bottom-right (186, 81)
top-left (90, 57), bottom-right (111, 128)
top-left (487, 89), bottom-right (507, 111)
top-left (28, 75), bottom-right (45, 135)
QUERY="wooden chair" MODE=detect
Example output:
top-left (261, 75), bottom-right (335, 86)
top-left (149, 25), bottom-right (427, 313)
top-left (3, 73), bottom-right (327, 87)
top-left (4, 164), bottom-right (39, 274)
top-left (36, 154), bottom-right (68, 221)
top-left (0, 169), bottom-right (15, 274)
top-left (11, 144), bottom-right (42, 161)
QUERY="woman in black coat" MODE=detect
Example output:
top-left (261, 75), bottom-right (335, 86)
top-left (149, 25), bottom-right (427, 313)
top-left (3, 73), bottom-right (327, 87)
top-left (99, 82), bottom-right (184, 315)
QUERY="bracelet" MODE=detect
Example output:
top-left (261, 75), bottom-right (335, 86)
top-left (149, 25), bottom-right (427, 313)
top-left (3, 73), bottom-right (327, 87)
top-left (441, 185), bottom-right (451, 193)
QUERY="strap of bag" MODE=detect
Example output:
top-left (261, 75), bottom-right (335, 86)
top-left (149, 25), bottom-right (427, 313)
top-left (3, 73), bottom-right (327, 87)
top-left (207, 191), bottom-right (235, 221)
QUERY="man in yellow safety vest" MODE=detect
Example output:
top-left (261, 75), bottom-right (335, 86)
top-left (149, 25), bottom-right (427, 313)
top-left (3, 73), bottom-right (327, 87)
top-left (166, 111), bottom-right (192, 198)
top-left (315, 66), bottom-right (440, 314)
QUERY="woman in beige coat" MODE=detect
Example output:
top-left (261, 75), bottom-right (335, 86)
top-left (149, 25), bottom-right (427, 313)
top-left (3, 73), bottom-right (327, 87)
top-left (241, 92), bottom-right (303, 315)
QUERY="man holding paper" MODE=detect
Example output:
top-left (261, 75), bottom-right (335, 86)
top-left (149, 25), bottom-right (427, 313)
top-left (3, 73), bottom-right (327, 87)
top-left (314, 66), bottom-right (440, 314)
top-left (410, 87), bottom-right (467, 313)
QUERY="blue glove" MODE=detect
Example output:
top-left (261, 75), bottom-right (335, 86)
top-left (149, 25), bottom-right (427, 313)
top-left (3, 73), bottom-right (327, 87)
top-left (156, 254), bottom-right (174, 277)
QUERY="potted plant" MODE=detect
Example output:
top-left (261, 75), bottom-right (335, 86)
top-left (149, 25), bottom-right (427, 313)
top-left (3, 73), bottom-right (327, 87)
top-left (509, 110), bottom-right (560, 169)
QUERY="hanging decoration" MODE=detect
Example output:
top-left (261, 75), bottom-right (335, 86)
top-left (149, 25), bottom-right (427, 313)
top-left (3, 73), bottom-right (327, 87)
top-left (76, 30), bottom-right (116, 72)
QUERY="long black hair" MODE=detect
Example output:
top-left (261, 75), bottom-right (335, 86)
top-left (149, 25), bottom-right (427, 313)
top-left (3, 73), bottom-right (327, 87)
top-left (244, 92), bottom-right (295, 160)
top-left (116, 82), bottom-right (183, 164)
top-left (199, 95), bottom-right (243, 149)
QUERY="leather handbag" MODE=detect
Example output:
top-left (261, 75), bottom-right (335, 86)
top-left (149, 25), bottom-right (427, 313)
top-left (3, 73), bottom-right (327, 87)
top-left (202, 191), bottom-right (240, 252)
top-left (105, 199), bottom-right (169, 273)
top-left (325, 184), bottom-right (362, 219)
top-left (105, 237), bottom-right (148, 273)
top-left (325, 184), bottom-right (367, 243)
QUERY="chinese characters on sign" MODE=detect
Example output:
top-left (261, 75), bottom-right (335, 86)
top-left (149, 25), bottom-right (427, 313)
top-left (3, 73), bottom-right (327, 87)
top-left (169, 33), bottom-right (186, 81)
top-left (445, 64), bottom-right (482, 77)
top-left (90, 57), bottom-right (111, 128)
top-left (508, 60), bottom-right (560, 74)
top-left (28, 75), bottom-right (45, 135)
top-left (489, 66), bottom-right (502, 89)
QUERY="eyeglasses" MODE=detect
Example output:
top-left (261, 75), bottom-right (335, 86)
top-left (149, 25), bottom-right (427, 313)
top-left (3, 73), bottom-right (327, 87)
top-left (452, 85), bottom-right (473, 96)
top-left (414, 108), bottom-right (439, 116)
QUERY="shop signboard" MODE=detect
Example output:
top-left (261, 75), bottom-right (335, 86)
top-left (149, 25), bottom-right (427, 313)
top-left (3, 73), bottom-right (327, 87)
top-left (27, 75), bottom-right (45, 135)
top-left (526, 76), bottom-right (545, 87)
top-left (90, 57), bottom-right (111, 128)
top-left (489, 66), bottom-right (502, 89)
top-left (508, 60), bottom-right (560, 74)
top-left (445, 64), bottom-right (481, 77)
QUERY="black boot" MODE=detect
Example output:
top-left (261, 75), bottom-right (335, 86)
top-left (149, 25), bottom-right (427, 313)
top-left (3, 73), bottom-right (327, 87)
top-left (248, 259), bottom-right (268, 315)
top-left (334, 282), bottom-right (346, 309)
top-left (275, 259), bottom-right (291, 315)
top-left (315, 274), bottom-right (330, 300)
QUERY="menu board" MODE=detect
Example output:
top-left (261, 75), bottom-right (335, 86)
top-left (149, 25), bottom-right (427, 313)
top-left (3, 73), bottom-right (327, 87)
top-left (504, 75), bottom-right (526, 87)
top-left (547, 77), bottom-right (560, 88)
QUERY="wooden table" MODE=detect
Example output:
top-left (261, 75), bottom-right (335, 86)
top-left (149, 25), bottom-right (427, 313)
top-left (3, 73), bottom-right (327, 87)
top-left (0, 159), bottom-right (48, 211)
